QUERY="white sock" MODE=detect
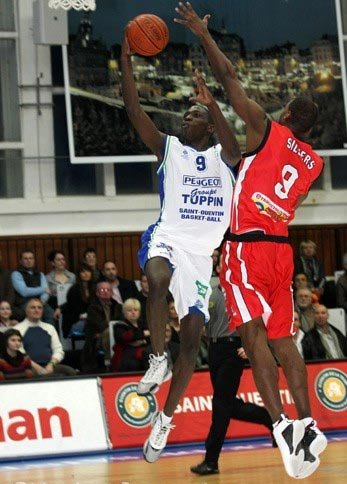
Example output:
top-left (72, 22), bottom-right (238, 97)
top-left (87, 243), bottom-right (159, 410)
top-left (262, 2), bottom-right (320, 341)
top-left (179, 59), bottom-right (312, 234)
top-left (153, 353), bottom-right (166, 361)
top-left (160, 411), bottom-right (172, 425)
top-left (273, 413), bottom-right (288, 429)
top-left (302, 417), bottom-right (313, 427)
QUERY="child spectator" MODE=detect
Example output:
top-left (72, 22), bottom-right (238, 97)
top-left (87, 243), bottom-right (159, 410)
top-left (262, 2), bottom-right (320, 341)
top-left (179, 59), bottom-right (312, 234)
top-left (0, 329), bottom-right (33, 380)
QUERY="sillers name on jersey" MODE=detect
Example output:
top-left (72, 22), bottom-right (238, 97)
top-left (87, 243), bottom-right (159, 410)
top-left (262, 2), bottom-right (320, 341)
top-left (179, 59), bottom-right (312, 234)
top-left (287, 138), bottom-right (315, 169)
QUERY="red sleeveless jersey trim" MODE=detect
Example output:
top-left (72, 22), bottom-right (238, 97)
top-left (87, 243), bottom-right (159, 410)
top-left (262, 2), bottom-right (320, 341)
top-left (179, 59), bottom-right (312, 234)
top-left (231, 121), bottom-right (324, 237)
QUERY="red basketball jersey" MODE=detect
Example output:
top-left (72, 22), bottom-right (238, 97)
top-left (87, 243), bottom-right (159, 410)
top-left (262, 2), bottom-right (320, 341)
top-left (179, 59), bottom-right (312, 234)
top-left (231, 120), bottom-right (324, 236)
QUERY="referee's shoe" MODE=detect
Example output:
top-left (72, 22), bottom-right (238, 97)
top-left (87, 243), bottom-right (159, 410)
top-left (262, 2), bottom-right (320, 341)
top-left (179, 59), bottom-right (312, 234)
top-left (191, 461), bottom-right (219, 475)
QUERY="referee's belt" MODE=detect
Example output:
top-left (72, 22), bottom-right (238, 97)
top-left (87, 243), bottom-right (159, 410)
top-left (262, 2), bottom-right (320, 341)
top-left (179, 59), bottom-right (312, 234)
top-left (226, 231), bottom-right (289, 243)
top-left (210, 336), bottom-right (237, 343)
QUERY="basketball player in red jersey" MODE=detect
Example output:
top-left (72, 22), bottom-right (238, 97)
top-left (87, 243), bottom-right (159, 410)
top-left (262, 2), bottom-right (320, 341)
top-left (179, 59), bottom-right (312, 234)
top-left (175, 2), bottom-right (327, 479)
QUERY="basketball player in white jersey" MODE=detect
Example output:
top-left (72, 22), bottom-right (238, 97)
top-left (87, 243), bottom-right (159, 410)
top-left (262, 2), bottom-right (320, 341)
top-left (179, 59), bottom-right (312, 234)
top-left (121, 34), bottom-right (240, 462)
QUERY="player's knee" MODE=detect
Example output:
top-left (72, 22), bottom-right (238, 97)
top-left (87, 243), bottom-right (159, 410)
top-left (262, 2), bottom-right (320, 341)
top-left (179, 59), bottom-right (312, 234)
top-left (148, 272), bottom-right (170, 295)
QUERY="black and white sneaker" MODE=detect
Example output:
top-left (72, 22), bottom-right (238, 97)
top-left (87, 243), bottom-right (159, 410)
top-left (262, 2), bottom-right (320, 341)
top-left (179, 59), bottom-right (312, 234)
top-left (293, 418), bottom-right (327, 479)
top-left (302, 418), bottom-right (327, 458)
top-left (273, 415), bottom-right (306, 478)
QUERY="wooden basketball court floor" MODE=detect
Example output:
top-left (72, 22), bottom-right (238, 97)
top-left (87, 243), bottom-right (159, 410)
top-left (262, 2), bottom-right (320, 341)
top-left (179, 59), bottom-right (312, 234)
top-left (0, 436), bottom-right (346, 484)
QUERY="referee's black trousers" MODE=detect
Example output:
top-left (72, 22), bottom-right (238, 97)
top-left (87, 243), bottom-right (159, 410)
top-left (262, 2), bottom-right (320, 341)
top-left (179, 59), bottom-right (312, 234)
top-left (205, 340), bottom-right (273, 465)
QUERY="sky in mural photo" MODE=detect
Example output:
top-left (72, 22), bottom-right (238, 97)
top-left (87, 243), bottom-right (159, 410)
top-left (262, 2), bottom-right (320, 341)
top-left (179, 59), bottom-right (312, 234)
top-left (64, 0), bottom-right (347, 161)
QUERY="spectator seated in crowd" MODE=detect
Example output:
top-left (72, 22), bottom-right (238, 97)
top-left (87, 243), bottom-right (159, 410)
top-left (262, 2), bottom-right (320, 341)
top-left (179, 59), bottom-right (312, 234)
top-left (294, 240), bottom-right (325, 300)
top-left (83, 247), bottom-right (101, 282)
top-left (82, 281), bottom-right (122, 373)
top-left (0, 301), bottom-right (18, 355)
top-left (292, 310), bottom-right (305, 358)
top-left (164, 323), bottom-right (179, 367)
top-left (0, 300), bottom-right (18, 332)
top-left (102, 260), bottom-right (139, 304)
top-left (293, 273), bottom-right (319, 303)
top-left (0, 250), bottom-right (15, 307)
top-left (46, 250), bottom-right (76, 322)
top-left (11, 249), bottom-right (54, 324)
top-left (211, 249), bottom-right (220, 277)
top-left (295, 288), bottom-right (316, 333)
top-left (0, 329), bottom-right (34, 380)
top-left (336, 251), bottom-right (347, 314)
top-left (110, 298), bottom-right (150, 372)
top-left (168, 296), bottom-right (180, 344)
top-left (62, 263), bottom-right (95, 338)
top-left (137, 273), bottom-right (149, 326)
top-left (16, 298), bottom-right (76, 376)
top-left (302, 304), bottom-right (347, 361)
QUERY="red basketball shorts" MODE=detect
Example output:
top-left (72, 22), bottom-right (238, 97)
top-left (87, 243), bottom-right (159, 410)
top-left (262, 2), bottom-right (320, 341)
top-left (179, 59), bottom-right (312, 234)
top-left (220, 240), bottom-right (295, 339)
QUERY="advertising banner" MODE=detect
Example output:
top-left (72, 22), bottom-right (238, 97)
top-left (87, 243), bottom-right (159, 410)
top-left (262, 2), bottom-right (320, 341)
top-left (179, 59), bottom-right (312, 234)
top-left (101, 361), bottom-right (347, 448)
top-left (0, 379), bottom-right (109, 459)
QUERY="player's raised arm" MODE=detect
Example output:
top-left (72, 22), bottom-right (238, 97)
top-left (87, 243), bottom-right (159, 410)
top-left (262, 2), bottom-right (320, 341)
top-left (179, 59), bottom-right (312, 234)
top-left (190, 70), bottom-right (241, 166)
top-left (121, 34), bottom-right (166, 160)
top-left (174, 2), bottom-right (267, 151)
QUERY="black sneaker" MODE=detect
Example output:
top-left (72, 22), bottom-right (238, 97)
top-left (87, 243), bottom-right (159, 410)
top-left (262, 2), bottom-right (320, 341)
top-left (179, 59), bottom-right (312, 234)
top-left (190, 461), bottom-right (219, 475)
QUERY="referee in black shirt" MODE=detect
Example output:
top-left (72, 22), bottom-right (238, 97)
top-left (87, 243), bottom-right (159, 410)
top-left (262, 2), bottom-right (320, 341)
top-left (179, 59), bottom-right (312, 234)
top-left (191, 277), bottom-right (274, 476)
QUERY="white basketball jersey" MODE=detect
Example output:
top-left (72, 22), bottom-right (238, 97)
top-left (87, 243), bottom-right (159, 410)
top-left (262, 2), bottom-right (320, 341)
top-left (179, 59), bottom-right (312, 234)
top-left (150, 135), bottom-right (234, 255)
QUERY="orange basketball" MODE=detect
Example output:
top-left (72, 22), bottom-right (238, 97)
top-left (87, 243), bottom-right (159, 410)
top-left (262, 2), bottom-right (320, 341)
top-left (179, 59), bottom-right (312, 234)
top-left (126, 14), bottom-right (169, 57)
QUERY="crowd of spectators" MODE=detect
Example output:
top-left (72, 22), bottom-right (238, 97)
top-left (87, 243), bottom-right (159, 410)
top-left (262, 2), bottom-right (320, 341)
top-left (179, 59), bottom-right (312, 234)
top-left (0, 240), bottom-right (346, 382)
top-left (293, 241), bottom-right (347, 360)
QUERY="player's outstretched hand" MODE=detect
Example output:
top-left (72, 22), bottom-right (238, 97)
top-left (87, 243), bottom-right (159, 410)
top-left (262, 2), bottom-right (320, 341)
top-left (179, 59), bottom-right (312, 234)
top-left (174, 2), bottom-right (210, 36)
top-left (189, 69), bottom-right (214, 108)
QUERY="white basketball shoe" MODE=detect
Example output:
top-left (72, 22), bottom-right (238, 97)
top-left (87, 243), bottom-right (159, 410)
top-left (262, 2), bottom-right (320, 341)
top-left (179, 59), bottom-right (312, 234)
top-left (294, 418), bottom-right (327, 479)
top-left (137, 353), bottom-right (172, 395)
top-left (143, 411), bottom-right (175, 463)
top-left (273, 415), bottom-right (306, 478)
top-left (301, 418), bottom-right (327, 458)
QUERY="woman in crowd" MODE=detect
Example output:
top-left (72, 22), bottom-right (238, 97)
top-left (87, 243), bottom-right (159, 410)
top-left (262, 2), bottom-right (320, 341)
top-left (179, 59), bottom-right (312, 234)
top-left (0, 300), bottom-right (18, 353)
top-left (62, 264), bottom-right (95, 337)
top-left (110, 298), bottom-right (150, 372)
top-left (0, 300), bottom-right (18, 331)
top-left (46, 250), bottom-right (76, 321)
top-left (0, 328), bottom-right (48, 380)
